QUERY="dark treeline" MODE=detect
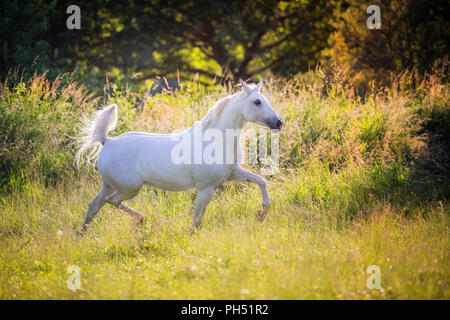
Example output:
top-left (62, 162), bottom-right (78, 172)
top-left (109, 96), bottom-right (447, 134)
top-left (1, 0), bottom-right (448, 89)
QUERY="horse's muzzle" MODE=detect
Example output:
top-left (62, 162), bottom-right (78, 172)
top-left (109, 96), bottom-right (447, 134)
top-left (268, 117), bottom-right (284, 130)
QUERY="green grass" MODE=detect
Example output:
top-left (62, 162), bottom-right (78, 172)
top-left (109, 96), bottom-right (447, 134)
top-left (0, 176), bottom-right (448, 299)
top-left (0, 71), bottom-right (448, 299)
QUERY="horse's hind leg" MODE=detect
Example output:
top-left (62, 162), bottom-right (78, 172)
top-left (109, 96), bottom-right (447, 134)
top-left (105, 190), bottom-right (145, 224)
top-left (117, 203), bottom-right (145, 225)
top-left (82, 183), bottom-right (113, 230)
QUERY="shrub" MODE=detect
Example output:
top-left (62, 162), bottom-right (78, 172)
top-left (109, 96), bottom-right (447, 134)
top-left (0, 72), bottom-right (97, 191)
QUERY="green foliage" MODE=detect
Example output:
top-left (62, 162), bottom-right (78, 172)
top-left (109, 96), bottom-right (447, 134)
top-left (0, 69), bottom-right (448, 299)
top-left (1, 0), bottom-right (340, 86)
top-left (0, 73), bottom-right (96, 192)
top-left (0, 0), bottom-right (448, 300)
top-left (58, 0), bottom-right (338, 83)
top-left (324, 0), bottom-right (449, 91)
top-left (0, 1), bottom-right (56, 78)
top-left (2, 0), bottom-right (448, 92)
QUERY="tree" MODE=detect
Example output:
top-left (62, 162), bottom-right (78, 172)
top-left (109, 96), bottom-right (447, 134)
top-left (47, 0), bottom-right (338, 84)
top-left (0, 0), bottom-right (55, 78)
top-left (324, 0), bottom-right (449, 89)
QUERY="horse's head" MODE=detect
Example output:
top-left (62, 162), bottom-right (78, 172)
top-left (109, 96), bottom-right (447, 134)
top-left (239, 79), bottom-right (284, 131)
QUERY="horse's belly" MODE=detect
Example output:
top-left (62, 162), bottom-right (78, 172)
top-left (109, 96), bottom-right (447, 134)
top-left (136, 141), bottom-right (196, 191)
top-left (142, 163), bottom-right (195, 191)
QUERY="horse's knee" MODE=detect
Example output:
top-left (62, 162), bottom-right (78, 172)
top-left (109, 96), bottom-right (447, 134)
top-left (257, 178), bottom-right (267, 189)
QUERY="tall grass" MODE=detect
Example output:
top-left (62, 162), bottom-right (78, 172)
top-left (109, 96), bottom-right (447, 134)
top-left (0, 72), bottom-right (99, 192)
top-left (0, 69), bottom-right (448, 299)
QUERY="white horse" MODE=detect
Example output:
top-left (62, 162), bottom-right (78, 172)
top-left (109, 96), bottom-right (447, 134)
top-left (76, 80), bottom-right (283, 231)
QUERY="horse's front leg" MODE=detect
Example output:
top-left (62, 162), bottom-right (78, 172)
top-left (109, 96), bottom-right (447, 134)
top-left (190, 187), bottom-right (215, 232)
top-left (228, 166), bottom-right (271, 222)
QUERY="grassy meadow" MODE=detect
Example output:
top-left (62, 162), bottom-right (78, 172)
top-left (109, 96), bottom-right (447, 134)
top-left (0, 70), bottom-right (448, 299)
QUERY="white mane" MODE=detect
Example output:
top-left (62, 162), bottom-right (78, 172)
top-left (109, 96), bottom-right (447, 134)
top-left (199, 91), bottom-right (244, 128)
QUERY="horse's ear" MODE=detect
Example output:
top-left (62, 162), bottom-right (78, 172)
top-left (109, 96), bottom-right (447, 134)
top-left (240, 79), bottom-right (252, 95)
top-left (255, 81), bottom-right (262, 92)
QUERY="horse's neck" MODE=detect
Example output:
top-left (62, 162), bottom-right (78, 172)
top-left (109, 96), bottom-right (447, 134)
top-left (207, 101), bottom-right (245, 132)
top-left (191, 99), bottom-right (244, 164)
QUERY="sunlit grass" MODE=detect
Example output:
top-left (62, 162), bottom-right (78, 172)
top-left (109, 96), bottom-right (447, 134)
top-left (0, 70), bottom-right (448, 299)
top-left (0, 175), bottom-right (448, 299)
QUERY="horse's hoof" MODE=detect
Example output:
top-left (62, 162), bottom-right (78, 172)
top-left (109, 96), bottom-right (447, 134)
top-left (257, 210), bottom-right (266, 223)
top-left (134, 214), bottom-right (145, 226)
top-left (257, 204), bottom-right (269, 223)
top-left (77, 225), bottom-right (87, 236)
top-left (188, 225), bottom-right (198, 234)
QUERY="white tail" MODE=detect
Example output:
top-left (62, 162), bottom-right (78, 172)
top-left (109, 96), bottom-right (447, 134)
top-left (74, 104), bottom-right (118, 169)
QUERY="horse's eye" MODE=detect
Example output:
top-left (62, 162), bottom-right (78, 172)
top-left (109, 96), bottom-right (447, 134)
top-left (253, 99), bottom-right (261, 106)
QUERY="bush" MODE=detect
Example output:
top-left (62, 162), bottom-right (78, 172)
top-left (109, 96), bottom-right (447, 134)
top-left (0, 72), bottom-right (97, 191)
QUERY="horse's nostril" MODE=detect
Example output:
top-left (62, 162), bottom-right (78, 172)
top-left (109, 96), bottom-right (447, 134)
top-left (276, 120), bottom-right (282, 128)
